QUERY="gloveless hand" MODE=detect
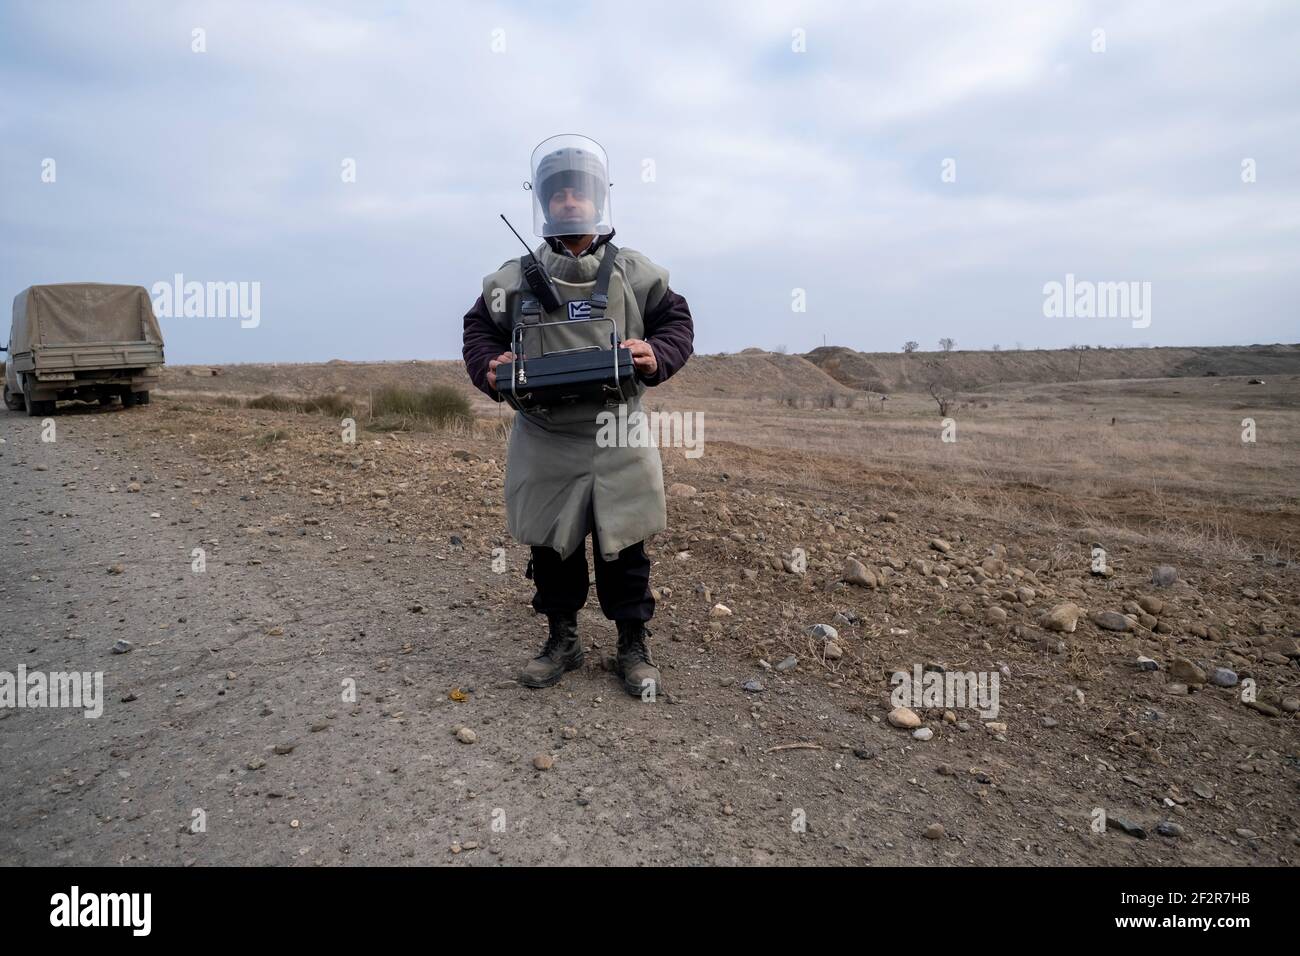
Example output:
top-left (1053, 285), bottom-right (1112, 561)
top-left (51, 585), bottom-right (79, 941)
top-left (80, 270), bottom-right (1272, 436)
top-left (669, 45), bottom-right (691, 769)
top-left (486, 351), bottom-right (516, 390)
top-left (622, 338), bottom-right (657, 377)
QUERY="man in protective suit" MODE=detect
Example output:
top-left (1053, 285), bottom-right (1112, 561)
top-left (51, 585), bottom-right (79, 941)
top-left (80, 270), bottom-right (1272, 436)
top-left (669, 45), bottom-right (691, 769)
top-left (462, 134), bottom-right (695, 696)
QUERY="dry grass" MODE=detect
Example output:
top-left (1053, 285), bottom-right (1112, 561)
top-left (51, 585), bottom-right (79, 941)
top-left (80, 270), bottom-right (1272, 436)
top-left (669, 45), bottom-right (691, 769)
top-left (157, 360), bottom-right (1299, 562)
top-left (247, 392), bottom-right (357, 418)
top-left (368, 384), bottom-right (472, 432)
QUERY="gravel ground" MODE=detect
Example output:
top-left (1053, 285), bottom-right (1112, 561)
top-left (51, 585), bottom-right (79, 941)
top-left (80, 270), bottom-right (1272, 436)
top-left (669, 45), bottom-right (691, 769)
top-left (1, 399), bottom-right (1295, 866)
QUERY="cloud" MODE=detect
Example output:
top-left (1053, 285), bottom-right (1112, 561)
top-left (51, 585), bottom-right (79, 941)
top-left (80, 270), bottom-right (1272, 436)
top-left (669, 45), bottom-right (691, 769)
top-left (0, 0), bottom-right (1296, 362)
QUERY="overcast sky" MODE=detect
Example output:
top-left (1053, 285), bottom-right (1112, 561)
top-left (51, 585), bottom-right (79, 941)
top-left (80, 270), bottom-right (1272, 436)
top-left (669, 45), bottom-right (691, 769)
top-left (1, 0), bottom-right (1297, 364)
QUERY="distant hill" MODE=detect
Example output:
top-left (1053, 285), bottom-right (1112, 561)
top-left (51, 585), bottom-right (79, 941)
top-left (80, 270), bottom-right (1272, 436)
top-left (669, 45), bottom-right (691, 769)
top-left (653, 350), bottom-right (856, 401)
top-left (802, 344), bottom-right (1300, 393)
top-left (159, 343), bottom-right (1300, 407)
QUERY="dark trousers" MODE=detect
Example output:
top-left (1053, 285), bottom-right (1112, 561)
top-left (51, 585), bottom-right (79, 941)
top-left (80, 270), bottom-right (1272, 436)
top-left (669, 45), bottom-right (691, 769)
top-left (528, 504), bottom-right (654, 622)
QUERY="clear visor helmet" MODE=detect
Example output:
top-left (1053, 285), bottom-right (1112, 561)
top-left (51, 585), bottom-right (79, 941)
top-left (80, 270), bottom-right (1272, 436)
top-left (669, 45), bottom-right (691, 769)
top-left (527, 134), bottom-right (613, 238)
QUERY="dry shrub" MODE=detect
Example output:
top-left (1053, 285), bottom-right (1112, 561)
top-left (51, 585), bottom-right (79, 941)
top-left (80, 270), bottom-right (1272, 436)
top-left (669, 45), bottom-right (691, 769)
top-left (370, 384), bottom-right (471, 431)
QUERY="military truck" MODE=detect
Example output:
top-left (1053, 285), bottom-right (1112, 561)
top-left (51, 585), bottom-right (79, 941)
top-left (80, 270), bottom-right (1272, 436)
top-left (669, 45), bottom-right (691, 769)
top-left (2, 284), bottom-right (165, 415)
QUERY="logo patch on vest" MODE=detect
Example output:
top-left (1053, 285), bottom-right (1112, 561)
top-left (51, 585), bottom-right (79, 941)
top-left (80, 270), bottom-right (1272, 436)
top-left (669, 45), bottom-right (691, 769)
top-left (566, 300), bottom-right (592, 321)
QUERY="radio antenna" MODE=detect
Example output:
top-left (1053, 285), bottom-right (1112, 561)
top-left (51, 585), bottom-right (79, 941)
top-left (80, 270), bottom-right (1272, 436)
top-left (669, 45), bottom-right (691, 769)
top-left (501, 215), bottom-right (542, 266)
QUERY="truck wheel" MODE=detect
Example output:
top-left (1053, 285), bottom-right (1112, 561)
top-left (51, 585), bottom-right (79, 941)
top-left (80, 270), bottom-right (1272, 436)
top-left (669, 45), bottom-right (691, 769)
top-left (3, 386), bottom-right (23, 412)
top-left (121, 388), bottom-right (138, 408)
top-left (22, 377), bottom-right (53, 416)
top-left (133, 391), bottom-right (151, 405)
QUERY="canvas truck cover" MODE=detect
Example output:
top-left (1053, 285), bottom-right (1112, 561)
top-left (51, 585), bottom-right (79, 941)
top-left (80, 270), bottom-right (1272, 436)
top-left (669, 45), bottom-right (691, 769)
top-left (10, 284), bottom-right (164, 351)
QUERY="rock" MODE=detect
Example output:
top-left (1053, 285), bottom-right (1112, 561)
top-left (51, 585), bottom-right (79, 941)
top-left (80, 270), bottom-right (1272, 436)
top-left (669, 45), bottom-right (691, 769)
top-left (1040, 716), bottom-right (1058, 728)
top-left (806, 623), bottom-right (838, 641)
top-left (841, 558), bottom-right (877, 588)
top-left (1135, 656), bottom-right (1160, 672)
top-left (1138, 596), bottom-right (1164, 616)
top-left (741, 678), bottom-right (764, 693)
top-left (562, 726), bottom-right (578, 740)
top-left (1281, 697), bottom-right (1299, 714)
top-left (823, 642), bottom-right (843, 661)
top-left (1245, 700), bottom-right (1280, 718)
top-left (1267, 637), bottom-right (1300, 658)
top-left (1041, 603), bottom-right (1080, 633)
top-left (1169, 658), bottom-right (1207, 685)
top-left (126, 482), bottom-right (142, 493)
top-left (923, 823), bottom-right (945, 840)
top-left (247, 758), bottom-right (266, 771)
top-left (1165, 683), bottom-right (1188, 696)
top-left (455, 727), bottom-right (477, 744)
top-left (533, 754), bottom-right (554, 771)
top-left (1015, 586), bottom-right (1036, 604)
top-left (708, 603), bottom-right (732, 618)
top-left (912, 727), bottom-right (933, 741)
top-left (667, 483), bottom-right (697, 497)
top-left (981, 557), bottom-right (1007, 576)
top-left (929, 538), bottom-right (951, 554)
top-left (1151, 565), bottom-right (1179, 587)
top-left (775, 655), bottom-right (798, 672)
top-left (1110, 817), bottom-right (1148, 839)
top-left (984, 722), bottom-right (1007, 734)
top-left (985, 606), bottom-right (1008, 625)
top-left (1209, 667), bottom-right (1238, 688)
top-left (1091, 610), bottom-right (1132, 632)
top-left (880, 512), bottom-right (898, 523)
top-left (111, 639), bottom-right (134, 655)
top-left (1155, 821), bottom-right (1184, 839)
top-left (888, 707), bottom-right (922, 729)
top-left (272, 742), bottom-right (296, 755)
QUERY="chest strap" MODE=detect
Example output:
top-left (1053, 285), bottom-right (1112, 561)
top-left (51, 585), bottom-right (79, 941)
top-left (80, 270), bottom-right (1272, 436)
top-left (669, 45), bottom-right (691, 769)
top-left (519, 241), bottom-right (619, 320)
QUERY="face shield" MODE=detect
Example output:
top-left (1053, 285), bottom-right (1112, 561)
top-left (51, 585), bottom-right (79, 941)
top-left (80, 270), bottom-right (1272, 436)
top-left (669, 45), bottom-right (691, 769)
top-left (528, 134), bottom-right (613, 238)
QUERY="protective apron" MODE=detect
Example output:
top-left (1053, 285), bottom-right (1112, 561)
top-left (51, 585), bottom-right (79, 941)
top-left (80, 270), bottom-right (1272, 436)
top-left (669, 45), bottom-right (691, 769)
top-left (482, 242), bottom-right (669, 561)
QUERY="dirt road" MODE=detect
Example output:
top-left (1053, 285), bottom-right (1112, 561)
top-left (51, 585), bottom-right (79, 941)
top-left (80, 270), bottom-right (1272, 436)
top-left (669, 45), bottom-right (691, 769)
top-left (1, 400), bottom-right (1294, 865)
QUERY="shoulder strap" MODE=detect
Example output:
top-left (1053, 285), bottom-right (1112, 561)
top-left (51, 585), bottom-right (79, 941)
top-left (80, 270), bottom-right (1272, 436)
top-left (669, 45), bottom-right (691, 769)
top-left (589, 242), bottom-right (619, 316)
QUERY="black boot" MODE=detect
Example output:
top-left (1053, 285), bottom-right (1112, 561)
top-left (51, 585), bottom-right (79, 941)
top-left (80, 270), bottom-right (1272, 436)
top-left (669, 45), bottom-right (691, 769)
top-left (519, 612), bottom-right (583, 688)
top-left (614, 619), bottom-right (662, 698)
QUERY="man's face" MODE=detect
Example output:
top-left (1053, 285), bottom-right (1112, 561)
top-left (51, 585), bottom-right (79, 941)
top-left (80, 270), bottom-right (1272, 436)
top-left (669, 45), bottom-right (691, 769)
top-left (548, 186), bottom-right (597, 231)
